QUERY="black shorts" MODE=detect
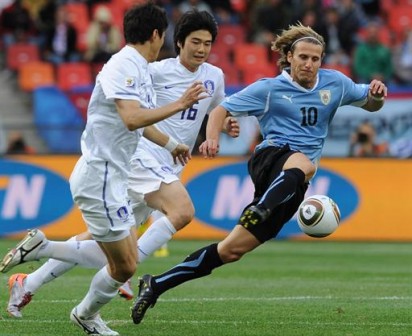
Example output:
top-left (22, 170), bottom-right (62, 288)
top-left (240, 145), bottom-right (308, 243)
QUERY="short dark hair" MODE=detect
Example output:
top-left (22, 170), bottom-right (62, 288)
top-left (173, 10), bottom-right (218, 55)
top-left (123, 2), bottom-right (168, 44)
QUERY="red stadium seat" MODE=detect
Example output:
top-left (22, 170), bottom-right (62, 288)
top-left (67, 90), bottom-right (92, 121)
top-left (18, 62), bottom-right (55, 91)
top-left (216, 24), bottom-right (246, 50)
top-left (387, 5), bottom-right (412, 39)
top-left (241, 64), bottom-right (277, 85)
top-left (322, 63), bottom-right (352, 78)
top-left (7, 43), bottom-right (39, 71)
top-left (57, 62), bottom-right (92, 91)
top-left (234, 43), bottom-right (271, 71)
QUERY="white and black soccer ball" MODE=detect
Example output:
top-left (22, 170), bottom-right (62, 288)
top-left (297, 195), bottom-right (341, 238)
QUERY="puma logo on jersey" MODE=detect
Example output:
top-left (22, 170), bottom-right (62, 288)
top-left (282, 94), bottom-right (293, 103)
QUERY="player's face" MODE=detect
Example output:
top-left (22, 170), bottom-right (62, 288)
top-left (179, 30), bottom-right (213, 72)
top-left (287, 41), bottom-right (323, 89)
top-left (149, 30), bottom-right (166, 62)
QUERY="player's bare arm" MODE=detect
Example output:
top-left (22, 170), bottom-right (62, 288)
top-left (143, 125), bottom-right (191, 165)
top-left (115, 81), bottom-right (207, 130)
top-left (199, 105), bottom-right (228, 158)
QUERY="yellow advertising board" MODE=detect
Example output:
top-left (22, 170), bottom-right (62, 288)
top-left (1, 156), bottom-right (411, 241)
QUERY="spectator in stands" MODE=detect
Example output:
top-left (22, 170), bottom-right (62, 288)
top-left (42, 5), bottom-right (81, 64)
top-left (353, 21), bottom-right (393, 83)
top-left (178, 0), bottom-right (213, 15)
top-left (335, 0), bottom-right (366, 55)
top-left (393, 28), bottom-right (412, 85)
top-left (84, 5), bottom-right (122, 63)
top-left (250, 0), bottom-right (292, 47)
top-left (349, 120), bottom-right (388, 157)
top-left (36, 0), bottom-right (57, 34)
top-left (322, 6), bottom-right (351, 67)
top-left (0, 0), bottom-right (38, 47)
top-left (5, 131), bottom-right (35, 155)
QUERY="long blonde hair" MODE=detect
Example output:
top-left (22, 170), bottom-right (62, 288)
top-left (271, 23), bottom-right (325, 71)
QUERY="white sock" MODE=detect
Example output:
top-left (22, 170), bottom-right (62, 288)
top-left (137, 216), bottom-right (176, 263)
top-left (25, 236), bottom-right (78, 293)
top-left (37, 240), bottom-right (107, 268)
top-left (76, 266), bottom-right (123, 318)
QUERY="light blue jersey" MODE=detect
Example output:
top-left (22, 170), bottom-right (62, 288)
top-left (221, 69), bottom-right (369, 164)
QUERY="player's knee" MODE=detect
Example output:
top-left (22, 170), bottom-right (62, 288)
top-left (169, 204), bottom-right (194, 229)
top-left (218, 247), bottom-right (245, 263)
top-left (109, 259), bottom-right (137, 281)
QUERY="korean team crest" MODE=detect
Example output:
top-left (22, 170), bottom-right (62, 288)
top-left (204, 80), bottom-right (215, 95)
top-left (319, 90), bottom-right (331, 105)
top-left (125, 77), bottom-right (135, 88)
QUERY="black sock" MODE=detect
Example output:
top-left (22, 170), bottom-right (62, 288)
top-left (258, 168), bottom-right (305, 212)
top-left (152, 243), bottom-right (223, 295)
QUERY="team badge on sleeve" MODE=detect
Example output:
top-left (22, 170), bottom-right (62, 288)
top-left (319, 90), bottom-right (331, 105)
top-left (125, 77), bottom-right (135, 88)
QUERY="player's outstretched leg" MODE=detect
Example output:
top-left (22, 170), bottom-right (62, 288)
top-left (70, 307), bottom-right (119, 336)
top-left (131, 274), bottom-right (158, 324)
top-left (7, 273), bottom-right (33, 318)
top-left (0, 229), bottom-right (47, 273)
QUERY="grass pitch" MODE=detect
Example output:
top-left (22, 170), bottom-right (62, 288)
top-left (0, 239), bottom-right (411, 336)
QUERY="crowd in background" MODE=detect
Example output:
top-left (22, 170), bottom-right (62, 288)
top-left (1, 0), bottom-right (411, 85)
top-left (0, 0), bottom-right (411, 158)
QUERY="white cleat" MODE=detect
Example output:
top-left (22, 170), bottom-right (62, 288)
top-left (7, 273), bottom-right (33, 318)
top-left (118, 279), bottom-right (134, 300)
top-left (0, 229), bottom-right (46, 273)
top-left (70, 307), bottom-right (119, 335)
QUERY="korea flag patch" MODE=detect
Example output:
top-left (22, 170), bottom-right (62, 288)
top-left (125, 77), bottom-right (135, 88)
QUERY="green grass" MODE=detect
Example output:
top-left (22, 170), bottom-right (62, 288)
top-left (0, 239), bottom-right (411, 336)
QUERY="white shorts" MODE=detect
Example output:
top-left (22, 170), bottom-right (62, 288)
top-left (70, 156), bottom-right (135, 242)
top-left (128, 151), bottom-right (179, 225)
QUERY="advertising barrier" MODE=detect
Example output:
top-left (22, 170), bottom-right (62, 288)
top-left (0, 156), bottom-right (411, 241)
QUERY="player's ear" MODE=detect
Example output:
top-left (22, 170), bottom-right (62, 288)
top-left (150, 29), bottom-right (159, 42)
top-left (287, 50), bottom-right (293, 63)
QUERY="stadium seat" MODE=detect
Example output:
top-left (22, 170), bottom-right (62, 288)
top-left (6, 43), bottom-right (40, 71)
top-left (18, 62), bottom-right (55, 91)
top-left (63, 2), bottom-right (90, 52)
top-left (357, 24), bottom-right (394, 47)
top-left (215, 60), bottom-right (241, 86)
top-left (241, 64), bottom-right (277, 85)
top-left (34, 86), bottom-right (84, 153)
top-left (234, 43), bottom-right (271, 71)
top-left (216, 25), bottom-right (246, 50)
top-left (387, 5), bottom-right (412, 39)
top-left (322, 64), bottom-right (352, 78)
top-left (67, 89), bottom-right (92, 121)
top-left (57, 62), bottom-right (93, 91)
top-left (207, 45), bottom-right (231, 67)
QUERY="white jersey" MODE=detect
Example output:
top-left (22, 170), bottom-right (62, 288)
top-left (81, 45), bottom-right (156, 178)
top-left (133, 57), bottom-right (225, 175)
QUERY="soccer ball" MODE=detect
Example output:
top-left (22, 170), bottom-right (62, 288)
top-left (297, 195), bottom-right (341, 238)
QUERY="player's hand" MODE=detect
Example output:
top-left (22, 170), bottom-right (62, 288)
top-left (199, 139), bottom-right (219, 159)
top-left (223, 117), bottom-right (240, 138)
top-left (179, 81), bottom-right (208, 110)
top-left (171, 144), bottom-right (191, 165)
top-left (369, 79), bottom-right (387, 98)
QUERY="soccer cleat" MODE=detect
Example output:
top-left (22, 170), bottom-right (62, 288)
top-left (70, 307), bottom-right (119, 335)
top-left (154, 245), bottom-right (169, 258)
top-left (130, 274), bottom-right (158, 324)
top-left (7, 273), bottom-right (33, 318)
top-left (118, 279), bottom-right (134, 300)
top-left (0, 229), bottom-right (46, 273)
top-left (239, 205), bottom-right (270, 228)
